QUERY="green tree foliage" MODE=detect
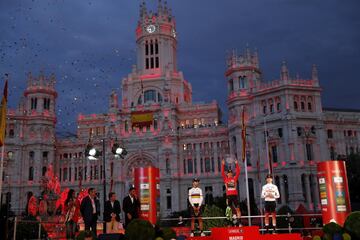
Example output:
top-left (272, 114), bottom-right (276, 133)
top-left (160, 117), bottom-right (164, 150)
top-left (344, 211), bottom-right (360, 239)
top-left (202, 204), bottom-right (227, 231)
top-left (125, 219), bottom-right (155, 240)
top-left (323, 222), bottom-right (342, 235)
top-left (161, 227), bottom-right (177, 240)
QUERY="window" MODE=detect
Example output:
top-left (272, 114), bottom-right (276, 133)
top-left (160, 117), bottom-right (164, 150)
top-left (183, 159), bottom-right (187, 174)
top-left (63, 168), bottom-right (68, 181)
top-left (31, 98), bottom-right (37, 110)
top-left (29, 167), bottom-right (34, 181)
top-left (239, 76), bottom-right (246, 89)
top-left (217, 157), bottom-right (221, 172)
top-left (42, 166), bottom-right (47, 176)
top-left (158, 93), bottom-right (162, 102)
top-left (308, 102), bottom-right (312, 111)
top-left (205, 186), bottom-right (213, 205)
top-left (42, 151), bottom-right (48, 161)
top-left (145, 58), bottom-right (149, 69)
top-left (271, 146), bottom-right (278, 163)
top-left (187, 159), bottom-right (193, 174)
top-left (277, 102), bottom-right (281, 112)
top-left (75, 167), bottom-right (78, 181)
top-left (330, 147), bottom-right (335, 160)
top-left (278, 128), bottom-right (283, 138)
top-left (306, 144), bottom-right (313, 161)
top-left (144, 90), bottom-right (157, 103)
top-left (9, 125), bottom-right (14, 138)
top-left (43, 98), bottom-right (50, 110)
top-left (283, 175), bottom-right (289, 203)
top-left (155, 57), bottom-right (159, 68)
top-left (327, 129), bottom-right (333, 139)
top-left (155, 40), bottom-right (159, 54)
top-left (166, 158), bottom-right (170, 174)
top-left (29, 151), bottom-right (34, 161)
top-left (200, 158), bottom-right (204, 173)
top-left (301, 174), bottom-right (307, 203)
top-left (301, 102), bottom-right (305, 111)
top-left (150, 40), bottom-right (154, 55)
top-left (145, 41), bottom-right (149, 56)
top-left (166, 189), bottom-right (171, 210)
top-left (194, 158), bottom-right (197, 174)
top-left (297, 127), bottom-right (303, 136)
top-left (270, 104), bottom-right (274, 113)
top-left (263, 105), bottom-right (267, 114)
top-left (294, 101), bottom-right (298, 111)
top-left (205, 158), bottom-right (211, 172)
top-left (229, 79), bottom-right (234, 92)
top-left (69, 167), bottom-right (72, 181)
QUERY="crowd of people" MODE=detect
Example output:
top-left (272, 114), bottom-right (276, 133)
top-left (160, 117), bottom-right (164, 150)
top-left (24, 186), bottom-right (140, 239)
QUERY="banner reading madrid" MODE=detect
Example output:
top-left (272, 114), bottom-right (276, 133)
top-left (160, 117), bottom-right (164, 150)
top-left (0, 80), bottom-right (8, 147)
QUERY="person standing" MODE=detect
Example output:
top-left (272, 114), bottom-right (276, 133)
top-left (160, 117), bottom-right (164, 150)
top-left (122, 187), bottom-right (140, 228)
top-left (221, 159), bottom-right (241, 226)
top-left (261, 174), bottom-right (280, 234)
top-left (104, 192), bottom-right (121, 233)
top-left (80, 188), bottom-right (100, 236)
top-left (188, 178), bottom-right (205, 237)
top-left (64, 189), bottom-right (80, 239)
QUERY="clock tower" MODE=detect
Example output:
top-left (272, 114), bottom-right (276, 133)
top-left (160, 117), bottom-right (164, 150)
top-left (136, 0), bottom-right (177, 74)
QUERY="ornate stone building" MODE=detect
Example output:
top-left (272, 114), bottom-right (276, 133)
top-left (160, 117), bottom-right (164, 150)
top-left (2, 2), bottom-right (360, 217)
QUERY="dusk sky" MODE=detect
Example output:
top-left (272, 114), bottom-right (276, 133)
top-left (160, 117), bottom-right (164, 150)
top-left (0, 0), bottom-right (359, 133)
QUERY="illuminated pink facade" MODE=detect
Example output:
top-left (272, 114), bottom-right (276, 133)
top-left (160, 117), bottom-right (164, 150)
top-left (2, 2), bottom-right (360, 217)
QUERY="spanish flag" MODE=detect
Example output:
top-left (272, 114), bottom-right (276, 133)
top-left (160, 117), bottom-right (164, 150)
top-left (241, 107), bottom-right (246, 162)
top-left (0, 80), bottom-right (8, 147)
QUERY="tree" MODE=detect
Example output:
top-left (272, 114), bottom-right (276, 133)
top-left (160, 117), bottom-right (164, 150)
top-left (202, 204), bottom-right (227, 231)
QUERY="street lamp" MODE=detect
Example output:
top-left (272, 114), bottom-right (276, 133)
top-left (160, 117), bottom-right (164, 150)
top-left (84, 138), bottom-right (127, 232)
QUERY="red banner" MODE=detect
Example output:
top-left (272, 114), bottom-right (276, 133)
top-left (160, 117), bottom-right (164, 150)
top-left (134, 167), bottom-right (160, 225)
top-left (317, 160), bottom-right (351, 226)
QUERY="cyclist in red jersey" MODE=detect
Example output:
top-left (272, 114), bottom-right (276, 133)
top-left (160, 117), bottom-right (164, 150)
top-left (221, 159), bottom-right (241, 225)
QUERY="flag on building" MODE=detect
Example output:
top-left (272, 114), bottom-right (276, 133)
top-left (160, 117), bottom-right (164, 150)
top-left (0, 80), bottom-right (8, 147)
top-left (241, 107), bottom-right (246, 162)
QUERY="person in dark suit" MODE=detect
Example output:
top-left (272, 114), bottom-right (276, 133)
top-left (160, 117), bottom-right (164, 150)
top-left (104, 192), bottom-right (122, 232)
top-left (122, 187), bottom-right (140, 228)
top-left (80, 188), bottom-right (100, 236)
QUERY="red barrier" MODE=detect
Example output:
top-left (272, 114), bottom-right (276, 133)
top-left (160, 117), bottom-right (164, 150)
top-left (317, 161), bottom-right (351, 226)
top-left (187, 227), bottom-right (302, 240)
top-left (134, 167), bottom-right (160, 225)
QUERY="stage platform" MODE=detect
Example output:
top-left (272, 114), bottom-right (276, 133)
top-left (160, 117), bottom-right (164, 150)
top-left (187, 226), bottom-right (302, 240)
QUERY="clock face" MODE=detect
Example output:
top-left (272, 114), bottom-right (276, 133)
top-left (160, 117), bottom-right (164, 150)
top-left (146, 24), bottom-right (156, 33)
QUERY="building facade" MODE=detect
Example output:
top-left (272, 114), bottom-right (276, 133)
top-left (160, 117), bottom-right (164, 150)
top-left (2, 2), bottom-right (360, 217)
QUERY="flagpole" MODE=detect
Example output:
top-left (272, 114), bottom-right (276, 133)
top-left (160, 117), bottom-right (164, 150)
top-left (244, 154), bottom-right (251, 226)
top-left (0, 145), bottom-right (4, 203)
top-left (241, 106), bottom-right (251, 226)
top-left (257, 148), bottom-right (264, 229)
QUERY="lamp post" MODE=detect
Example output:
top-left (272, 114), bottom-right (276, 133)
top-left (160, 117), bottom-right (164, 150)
top-left (85, 138), bottom-right (127, 233)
